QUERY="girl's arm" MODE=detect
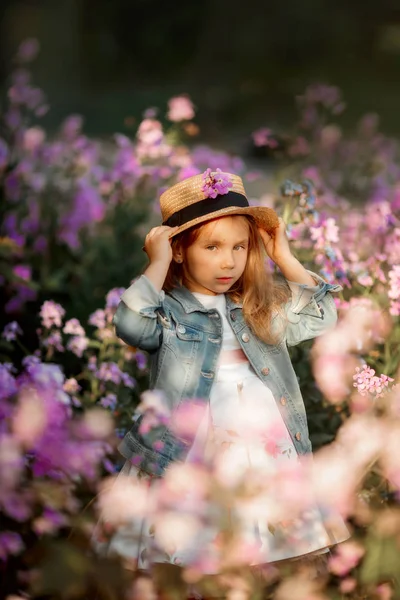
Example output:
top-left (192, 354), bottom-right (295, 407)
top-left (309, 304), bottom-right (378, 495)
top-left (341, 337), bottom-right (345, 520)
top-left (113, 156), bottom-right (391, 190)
top-left (142, 225), bottom-right (178, 291)
top-left (259, 218), bottom-right (316, 286)
top-left (113, 226), bottom-right (177, 351)
top-left (259, 220), bottom-right (342, 345)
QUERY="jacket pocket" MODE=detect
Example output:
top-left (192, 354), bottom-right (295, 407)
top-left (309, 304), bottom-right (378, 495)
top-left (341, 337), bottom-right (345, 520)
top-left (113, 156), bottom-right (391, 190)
top-left (175, 323), bottom-right (203, 342)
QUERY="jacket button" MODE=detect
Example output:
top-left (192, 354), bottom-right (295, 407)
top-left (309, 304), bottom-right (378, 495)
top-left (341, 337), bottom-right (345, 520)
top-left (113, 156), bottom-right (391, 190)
top-left (241, 333), bottom-right (250, 342)
top-left (295, 432), bottom-right (301, 441)
top-left (177, 324), bottom-right (186, 334)
top-left (280, 396), bottom-right (286, 406)
top-left (261, 367), bottom-right (270, 376)
top-left (230, 312), bottom-right (237, 321)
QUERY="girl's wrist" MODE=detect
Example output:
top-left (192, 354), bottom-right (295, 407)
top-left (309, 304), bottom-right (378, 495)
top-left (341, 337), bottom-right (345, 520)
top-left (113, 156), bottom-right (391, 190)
top-left (271, 252), bottom-right (295, 269)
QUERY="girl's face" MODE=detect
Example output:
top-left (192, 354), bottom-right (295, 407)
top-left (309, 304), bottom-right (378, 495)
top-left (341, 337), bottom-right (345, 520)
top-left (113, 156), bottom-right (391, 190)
top-left (179, 216), bottom-right (250, 295)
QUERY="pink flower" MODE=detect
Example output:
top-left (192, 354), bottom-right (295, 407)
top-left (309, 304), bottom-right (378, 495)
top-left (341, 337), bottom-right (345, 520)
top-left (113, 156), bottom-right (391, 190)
top-left (98, 474), bottom-right (153, 524)
top-left (63, 378), bottom-right (81, 394)
top-left (339, 577), bottom-right (357, 594)
top-left (153, 512), bottom-right (200, 551)
top-left (353, 364), bottom-right (394, 399)
top-left (12, 389), bottom-right (48, 448)
top-left (388, 266), bottom-right (400, 316)
top-left (39, 300), bottom-right (65, 329)
top-left (137, 118), bottom-right (163, 146)
top-left (81, 409), bottom-right (113, 439)
top-left (66, 335), bottom-right (89, 357)
top-left (88, 309), bottom-right (107, 329)
top-left (251, 127), bottom-right (278, 148)
top-left (328, 540), bottom-right (365, 576)
top-left (63, 318), bottom-right (85, 336)
top-left (167, 95), bottom-right (195, 122)
top-left (201, 168), bottom-right (233, 199)
top-left (170, 401), bottom-right (207, 442)
top-left (23, 127), bottom-right (45, 152)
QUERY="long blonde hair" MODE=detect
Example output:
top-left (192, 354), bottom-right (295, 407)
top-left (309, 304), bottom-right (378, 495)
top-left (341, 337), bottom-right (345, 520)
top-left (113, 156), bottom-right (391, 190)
top-left (163, 216), bottom-right (290, 344)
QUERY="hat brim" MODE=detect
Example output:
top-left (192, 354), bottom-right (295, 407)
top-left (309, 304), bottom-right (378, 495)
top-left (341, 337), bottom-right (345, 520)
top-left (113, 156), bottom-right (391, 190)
top-left (168, 205), bottom-right (279, 238)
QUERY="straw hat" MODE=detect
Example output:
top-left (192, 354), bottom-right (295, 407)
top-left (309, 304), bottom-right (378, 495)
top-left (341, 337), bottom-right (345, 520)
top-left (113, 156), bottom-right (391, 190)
top-left (160, 170), bottom-right (279, 237)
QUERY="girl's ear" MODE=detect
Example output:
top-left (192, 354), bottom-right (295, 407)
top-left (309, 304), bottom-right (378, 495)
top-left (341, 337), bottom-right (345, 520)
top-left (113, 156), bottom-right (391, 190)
top-left (172, 246), bottom-right (184, 264)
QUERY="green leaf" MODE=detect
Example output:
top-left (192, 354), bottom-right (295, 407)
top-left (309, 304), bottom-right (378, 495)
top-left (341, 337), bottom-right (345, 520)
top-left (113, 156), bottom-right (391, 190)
top-left (359, 532), bottom-right (400, 584)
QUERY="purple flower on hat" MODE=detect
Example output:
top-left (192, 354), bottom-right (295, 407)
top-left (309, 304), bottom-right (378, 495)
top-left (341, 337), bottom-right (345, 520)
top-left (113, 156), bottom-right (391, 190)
top-left (201, 168), bottom-right (233, 199)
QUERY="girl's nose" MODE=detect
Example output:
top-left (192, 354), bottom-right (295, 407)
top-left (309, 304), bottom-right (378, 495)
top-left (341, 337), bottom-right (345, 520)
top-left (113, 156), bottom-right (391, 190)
top-left (221, 252), bottom-right (235, 269)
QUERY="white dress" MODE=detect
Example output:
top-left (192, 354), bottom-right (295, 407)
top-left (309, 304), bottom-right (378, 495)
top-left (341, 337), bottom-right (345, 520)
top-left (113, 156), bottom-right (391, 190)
top-left (104, 292), bottom-right (349, 570)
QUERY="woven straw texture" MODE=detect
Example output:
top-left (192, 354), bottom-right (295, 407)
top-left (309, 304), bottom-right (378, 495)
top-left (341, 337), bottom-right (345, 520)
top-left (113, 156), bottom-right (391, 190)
top-left (159, 172), bottom-right (279, 237)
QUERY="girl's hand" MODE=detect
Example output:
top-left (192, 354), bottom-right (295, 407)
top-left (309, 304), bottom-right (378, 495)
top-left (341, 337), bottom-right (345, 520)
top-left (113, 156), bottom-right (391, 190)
top-left (144, 226), bottom-right (178, 264)
top-left (258, 218), bottom-right (292, 266)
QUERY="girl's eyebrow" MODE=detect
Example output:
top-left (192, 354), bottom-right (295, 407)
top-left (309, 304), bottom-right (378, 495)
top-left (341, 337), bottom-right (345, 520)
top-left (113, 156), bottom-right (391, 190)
top-left (202, 238), bottom-right (249, 245)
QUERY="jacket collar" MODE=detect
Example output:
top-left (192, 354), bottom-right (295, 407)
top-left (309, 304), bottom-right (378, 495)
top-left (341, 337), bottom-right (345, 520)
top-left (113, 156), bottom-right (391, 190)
top-left (168, 285), bottom-right (243, 314)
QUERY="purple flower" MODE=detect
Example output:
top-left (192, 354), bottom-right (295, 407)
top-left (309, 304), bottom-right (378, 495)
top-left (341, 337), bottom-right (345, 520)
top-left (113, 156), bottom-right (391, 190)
top-left (4, 171), bottom-right (21, 202)
top-left (22, 360), bottom-right (64, 389)
top-left (42, 331), bottom-right (64, 352)
top-left (135, 351), bottom-right (147, 370)
top-left (99, 393), bottom-right (117, 410)
top-left (13, 264), bottom-right (31, 281)
top-left (120, 372), bottom-right (136, 388)
top-left (96, 362), bottom-right (123, 385)
top-left (60, 183), bottom-right (105, 249)
top-left (22, 355), bottom-right (40, 369)
top-left (143, 107), bottom-right (158, 119)
top-left (0, 364), bottom-right (17, 400)
top-left (33, 235), bottom-right (48, 253)
top-left (201, 168), bottom-right (233, 199)
top-left (114, 133), bottom-right (132, 148)
top-left (17, 38), bottom-right (40, 63)
top-left (61, 114), bottom-right (84, 141)
top-left (178, 165), bottom-right (201, 181)
top-left (2, 493), bottom-right (32, 522)
top-left (0, 531), bottom-right (24, 561)
top-left (2, 321), bottom-right (23, 342)
top-left (4, 107), bottom-right (22, 131)
top-left (5, 286), bottom-right (37, 314)
top-left (39, 300), bottom-right (65, 329)
top-left (0, 138), bottom-right (9, 169)
top-left (105, 288), bottom-right (125, 309)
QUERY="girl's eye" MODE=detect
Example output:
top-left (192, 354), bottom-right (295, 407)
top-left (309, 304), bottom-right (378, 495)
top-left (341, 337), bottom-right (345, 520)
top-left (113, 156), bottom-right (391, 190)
top-left (234, 245), bottom-right (246, 250)
top-left (206, 245), bottom-right (217, 251)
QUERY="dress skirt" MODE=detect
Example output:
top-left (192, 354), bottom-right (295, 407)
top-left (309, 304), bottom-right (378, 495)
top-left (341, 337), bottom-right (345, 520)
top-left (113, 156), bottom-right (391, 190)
top-left (103, 361), bottom-right (350, 571)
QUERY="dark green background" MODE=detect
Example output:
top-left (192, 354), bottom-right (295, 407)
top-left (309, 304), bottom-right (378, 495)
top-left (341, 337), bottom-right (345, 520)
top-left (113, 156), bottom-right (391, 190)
top-left (1, 0), bottom-right (400, 145)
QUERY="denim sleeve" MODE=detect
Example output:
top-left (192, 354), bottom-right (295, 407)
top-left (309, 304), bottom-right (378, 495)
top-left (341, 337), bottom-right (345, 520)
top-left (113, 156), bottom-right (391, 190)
top-left (112, 275), bottom-right (165, 352)
top-left (284, 270), bottom-right (343, 347)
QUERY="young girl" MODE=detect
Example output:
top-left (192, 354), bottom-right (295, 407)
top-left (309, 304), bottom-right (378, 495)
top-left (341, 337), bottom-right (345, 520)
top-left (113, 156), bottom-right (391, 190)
top-left (109, 169), bottom-right (349, 572)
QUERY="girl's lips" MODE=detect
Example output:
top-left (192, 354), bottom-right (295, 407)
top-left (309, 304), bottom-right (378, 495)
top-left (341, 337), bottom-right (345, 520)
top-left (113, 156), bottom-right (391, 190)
top-left (217, 277), bottom-right (233, 281)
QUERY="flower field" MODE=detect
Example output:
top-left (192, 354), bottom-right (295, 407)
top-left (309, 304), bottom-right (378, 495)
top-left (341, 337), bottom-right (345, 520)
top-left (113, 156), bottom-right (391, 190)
top-left (1, 40), bottom-right (400, 600)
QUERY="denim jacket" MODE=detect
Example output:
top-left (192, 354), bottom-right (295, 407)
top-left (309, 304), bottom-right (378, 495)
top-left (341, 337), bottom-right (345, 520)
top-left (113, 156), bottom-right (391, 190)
top-left (113, 272), bottom-right (342, 475)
